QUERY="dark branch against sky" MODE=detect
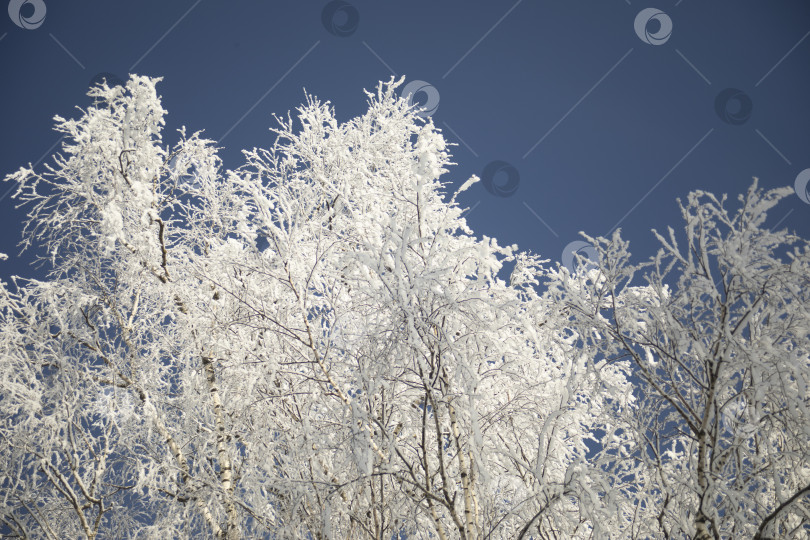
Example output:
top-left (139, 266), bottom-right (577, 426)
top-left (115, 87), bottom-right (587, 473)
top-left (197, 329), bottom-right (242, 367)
top-left (2, 1), bottom-right (809, 278)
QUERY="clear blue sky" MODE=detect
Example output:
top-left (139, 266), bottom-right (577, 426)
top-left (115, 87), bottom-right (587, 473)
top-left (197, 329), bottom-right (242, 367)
top-left (2, 1), bottom-right (809, 280)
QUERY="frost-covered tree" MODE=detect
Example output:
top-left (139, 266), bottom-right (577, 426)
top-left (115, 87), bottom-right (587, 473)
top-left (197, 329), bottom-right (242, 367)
top-left (0, 76), bottom-right (637, 538)
top-left (555, 182), bottom-right (810, 539)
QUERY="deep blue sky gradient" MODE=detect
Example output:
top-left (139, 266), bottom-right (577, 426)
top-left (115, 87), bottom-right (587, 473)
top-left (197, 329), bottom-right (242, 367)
top-left (2, 1), bottom-right (809, 281)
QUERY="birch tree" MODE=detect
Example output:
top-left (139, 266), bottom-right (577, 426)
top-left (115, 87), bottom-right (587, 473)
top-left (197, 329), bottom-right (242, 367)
top-left (555, 181), bottom-right (810, 539)
top-left (1, 75), bottom-right (637, 538)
